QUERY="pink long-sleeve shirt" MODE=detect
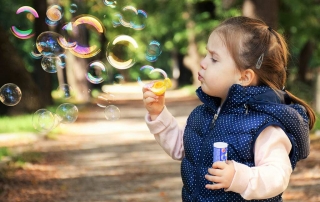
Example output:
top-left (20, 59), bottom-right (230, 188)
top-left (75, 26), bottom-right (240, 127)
top-left (145, 106), bottom-right (293, 200)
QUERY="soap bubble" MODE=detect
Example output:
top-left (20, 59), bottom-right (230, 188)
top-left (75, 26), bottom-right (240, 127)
top-left (41, 56), bottom-right (62, 73)
top-left (58, 22), bottom-right (77, 49)
top-left (30, 44), bottom-right (43, 59)
top-left (113, 74), bottom-right (125, 85)
top-left (103, 0), bottom-right (117, 8)
top-left (0, 83), bottom-right (22, 106)
top-left (146, 40), bottom-right (162, 62)
top-left (46, 5), bottom-right (63, 22)
top-left (106, 35), bottom-right (138, 69)
top-left (97, 93), bottom-right (115, 108)
top-left (70, 4), bottom-right (78, 13)
top-left (85, 61), bottom-right (108, 84)
top-left (137, 65), bottom-right (155, 87)
top-left (68, 15), bottom-right (104, 58)
top-left (56, 103), bottom-right (78, 124)
top-left (32, 109), bottom-right (58, 132)
top-left (10, 6), bottom-right (39, 39)
top-left (104, 105), bottom-right (120, 121)
top-left (55, 84), bottom-right (74, 99)
top-left (113, 6), bottom-right (147, 30)
top-left (36, 31), bottom-right (65, 57)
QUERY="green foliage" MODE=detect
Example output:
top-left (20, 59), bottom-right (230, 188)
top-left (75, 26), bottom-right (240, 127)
top-left (0, 147), bottom-right (11, 160)
top-left (0, 115), bottom-right (34, 133)
top-left (280, 0), bottom-right (320, 69)
top-left (313, 113), bottom-right (320, 132)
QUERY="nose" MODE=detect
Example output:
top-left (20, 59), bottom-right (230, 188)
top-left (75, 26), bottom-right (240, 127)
top-left (200, 58), bottom-right (206, 70)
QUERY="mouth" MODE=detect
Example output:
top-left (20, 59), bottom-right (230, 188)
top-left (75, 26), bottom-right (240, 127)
top-left (198, 72), bottom-right (203, 81)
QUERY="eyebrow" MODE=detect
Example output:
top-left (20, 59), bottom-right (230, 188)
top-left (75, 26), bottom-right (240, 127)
top-left (206, 46), bottom-right (220, 57)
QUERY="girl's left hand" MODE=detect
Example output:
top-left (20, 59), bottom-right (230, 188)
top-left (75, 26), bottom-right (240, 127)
top-left (205, 160), bottom-right (235, 190)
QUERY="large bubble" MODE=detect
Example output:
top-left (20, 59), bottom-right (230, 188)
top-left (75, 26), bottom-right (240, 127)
top-left (10, 6), bottom-right (39, 39)
top-left (68, 15), bottom-right (104, 58)
top-left (36, 31), bottom-right (65, 57)
top-left (106, 35), bottom-right (138, 69)
top-left (0, 83), bottom-right (22, 106)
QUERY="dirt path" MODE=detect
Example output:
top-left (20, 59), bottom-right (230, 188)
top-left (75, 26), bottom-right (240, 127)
top-left (1, 96), bottom-right (320, 202)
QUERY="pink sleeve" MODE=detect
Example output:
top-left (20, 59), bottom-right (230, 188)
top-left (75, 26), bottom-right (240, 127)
top-left (225, 126), bottom-right (293, 200)
top-left (145, 106), bottom-right (185, 160)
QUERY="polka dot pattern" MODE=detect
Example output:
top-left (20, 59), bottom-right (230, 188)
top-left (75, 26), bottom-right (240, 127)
top-left (181, 84), bottom-right (310, 201)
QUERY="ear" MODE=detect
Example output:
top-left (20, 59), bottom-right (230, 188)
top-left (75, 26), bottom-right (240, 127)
top-left (239, 69), bottom-right (257, 86)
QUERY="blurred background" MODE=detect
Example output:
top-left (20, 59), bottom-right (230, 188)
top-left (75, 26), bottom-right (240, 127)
top-left (0, 0), bottom-right (320, 201)
top-left (0, 0), bottom-right (320, 116)
top-left (1, 0), bottom-right (320, 122)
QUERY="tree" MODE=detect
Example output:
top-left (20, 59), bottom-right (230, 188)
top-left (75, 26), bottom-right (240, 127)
top-left (242, 0), bottom-right (279, 28)
top-left (0, 25), bottom-right (42, 115)
top-left (32, 0), bottom-right (54, 106)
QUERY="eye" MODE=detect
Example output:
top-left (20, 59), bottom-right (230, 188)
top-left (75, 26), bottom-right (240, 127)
top-left (211, 58), bottom-right (217, 63)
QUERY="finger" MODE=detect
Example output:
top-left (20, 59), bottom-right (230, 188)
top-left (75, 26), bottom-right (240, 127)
top-left (212, 161), bottom-right (227, 169)
top-left (142, 82), bottom-right (155, 92)
top-left (144, 97), bottom-right (158, 104)
top-left (143, 91), bottom-right (159, 99)
top-left (207, 168), bottom-right (223, 177)
top-left (205, 183), bottom-right (224, 190)
top-left (142, 86), bottom-right (151, 93)
top-left (205, 174), bottom-right (221, 183)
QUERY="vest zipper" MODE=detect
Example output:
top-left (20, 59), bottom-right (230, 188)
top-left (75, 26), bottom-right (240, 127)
top-left (209, 107), bottom-right (221, 130)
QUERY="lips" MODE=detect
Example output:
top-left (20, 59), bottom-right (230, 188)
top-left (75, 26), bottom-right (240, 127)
top-left (198, 72), bottom-right (203, 81)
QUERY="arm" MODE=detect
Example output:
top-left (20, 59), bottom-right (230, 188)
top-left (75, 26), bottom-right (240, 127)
top-left (145, 106), bottom-right (185, 160)
top-left (226, 126), bottom-right (292, 199)
top-left (142, 86), bottom-right (185, 160)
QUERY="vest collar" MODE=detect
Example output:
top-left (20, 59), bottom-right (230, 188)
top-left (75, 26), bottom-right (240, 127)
top-left (196, 84), bottom-right (290, 112)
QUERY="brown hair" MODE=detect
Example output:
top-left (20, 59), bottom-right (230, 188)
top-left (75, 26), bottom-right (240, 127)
top-left (214, 16), bottom-right (315, 129)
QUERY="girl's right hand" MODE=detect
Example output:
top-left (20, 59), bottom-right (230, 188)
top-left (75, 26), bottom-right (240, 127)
top-left (142, 84), bottom-right (165, 121)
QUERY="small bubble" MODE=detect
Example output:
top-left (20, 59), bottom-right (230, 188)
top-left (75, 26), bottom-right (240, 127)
top-left (113, 74), bottom-right (125, 85)
top-left (32, 109), bottom-right (57, 132)
top-left (41, 56), bottom-right (61, 73)
top-left (56, 84), bottom-right (74, 99)
top-left (70, 3), bottom-right (78, 13)
top-left (0, 83), bottom-right (22, 106)
top-left (104, 105), bottom-right (120, 121)
top-left (85, 61), bottom-right (108, 84)
top-left (56, 103), bottom-right (78, 124)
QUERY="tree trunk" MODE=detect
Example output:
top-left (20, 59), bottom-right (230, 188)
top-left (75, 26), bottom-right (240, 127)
top-left (298, 40), bottom-right (314, 83)
top-left (183, 5), bottom-right (201, 87)
top-left (64, 0), bottom-right (90, 103)
top-left (0, 26), bottom-right (42, 115)
top-left (32, 0), bottom-right (54, 106)
top-left (242, 0), bottom-right (279, 29)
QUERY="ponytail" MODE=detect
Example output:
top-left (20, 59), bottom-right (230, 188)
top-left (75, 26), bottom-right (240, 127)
top-left (286, 90), bottom-right (316, 129)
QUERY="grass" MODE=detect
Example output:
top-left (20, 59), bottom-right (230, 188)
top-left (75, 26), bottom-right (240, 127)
top-left (0, 114), bottom-right (35, 133)
top-left (0, 147), bottom-right (11, 160)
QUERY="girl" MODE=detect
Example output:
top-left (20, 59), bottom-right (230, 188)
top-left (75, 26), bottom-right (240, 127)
top-left (142, 16), bottom-right (315, 201)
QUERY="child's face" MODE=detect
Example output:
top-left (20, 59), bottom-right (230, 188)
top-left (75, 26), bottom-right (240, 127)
top-left (198, 31), bottom-right (241, 103)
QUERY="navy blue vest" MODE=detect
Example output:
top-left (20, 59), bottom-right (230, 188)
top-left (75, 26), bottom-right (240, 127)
top-left (181, 85), bottom-right (310, 201)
